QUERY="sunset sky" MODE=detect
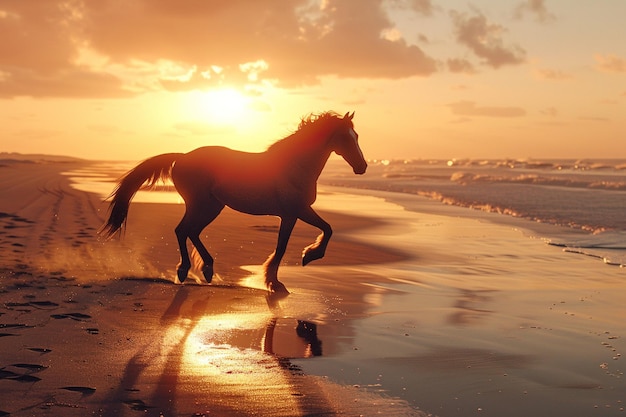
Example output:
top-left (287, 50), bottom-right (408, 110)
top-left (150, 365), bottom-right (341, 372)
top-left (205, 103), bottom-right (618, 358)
top-left (1, 0), bottom-right (625, 161)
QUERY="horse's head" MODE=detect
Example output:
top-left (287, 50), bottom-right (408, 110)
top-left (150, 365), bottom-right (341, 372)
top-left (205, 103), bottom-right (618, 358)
top-left (331, 112), bottom-right (367, 175)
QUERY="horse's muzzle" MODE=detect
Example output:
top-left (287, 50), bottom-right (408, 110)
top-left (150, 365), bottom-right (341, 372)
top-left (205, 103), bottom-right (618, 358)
top-left (353, 163), bottom-right (367, 175)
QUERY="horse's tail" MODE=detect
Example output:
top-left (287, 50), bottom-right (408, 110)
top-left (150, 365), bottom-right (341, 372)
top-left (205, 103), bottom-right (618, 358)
top-left (99, 153), bottom-right (183, 237)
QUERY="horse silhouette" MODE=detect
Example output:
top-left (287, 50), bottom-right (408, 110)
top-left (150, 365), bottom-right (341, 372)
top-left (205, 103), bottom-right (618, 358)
top-left (101, 111), bottom-right (367, 293)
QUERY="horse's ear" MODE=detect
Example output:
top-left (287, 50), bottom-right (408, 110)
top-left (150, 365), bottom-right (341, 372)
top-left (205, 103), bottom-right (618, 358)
top-left (343, 111), bottom-right (354, 120)
top-left (349, 111), bottom-right (355, 120)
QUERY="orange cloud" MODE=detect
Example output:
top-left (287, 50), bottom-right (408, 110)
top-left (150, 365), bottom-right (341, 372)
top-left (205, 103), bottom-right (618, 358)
top-left (450, 10), bottom-right (526, 68)
top-left (0, 0), bottom-right (438, 98)
top-left (0, 2), bottom-right (130, 98)
top-left (447, 100), bottom-right (526, 117)
top-left (447, 58), bottom-right (476, 74)
top-left (513, 0), bottom-right (556, 23)
top-left (408, 0), bottom-right (436, 16)
top-left (534, 68), bottom-right (571, 80)
top-left (539, 107), bottom-right (558, 117)
top-left (595, 54), bottom-right (626, 73)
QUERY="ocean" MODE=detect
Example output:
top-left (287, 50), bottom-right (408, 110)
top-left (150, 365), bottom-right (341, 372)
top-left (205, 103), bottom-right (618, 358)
top-left (320, 158), bottom-right (626, 268)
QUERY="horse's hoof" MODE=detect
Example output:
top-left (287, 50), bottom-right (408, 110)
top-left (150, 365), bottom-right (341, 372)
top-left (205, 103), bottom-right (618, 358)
top-left (177, 267), bottom-right (189, 283)
top-left (202, 265), bottom-right (213, 283)
top-left (267, 281), bottom-right (289, 295)
top-left (302, 252), bottom-right (319, 266)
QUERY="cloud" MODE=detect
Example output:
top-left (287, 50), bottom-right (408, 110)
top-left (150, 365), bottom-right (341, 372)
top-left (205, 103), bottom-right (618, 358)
top-left (513, 0), bottom-right (555, 23)
top-left (160, 66), bottom-right (226, 92)
top-left (0, 0), bottom-right (439, 98)
top-left (385, 0), bottom-right (436, 18)
top-left (450, 10), bottom-right (526, 68)
top-left (447, 100), bottom-right (526, 117)
top-left (534, 68), bottom-right (571, 80)
top-left (447, 58), bottom-right (476, 74)
top-left (0, 1), bottom-right (130, 98)
top-left (595, 54), bottom-right (626, 73)
top-left (539, 107), bottom-right (558, 117)
top-left (577, 116), bottom-right (610, 123)
top-left (0, 67), bottom-right (132, 99)
top-left (406, 0), bottom-right (436, 16)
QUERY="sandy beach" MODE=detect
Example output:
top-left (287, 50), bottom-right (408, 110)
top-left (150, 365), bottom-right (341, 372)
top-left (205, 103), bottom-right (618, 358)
top-left (1, 157), bottom-right (626, 417)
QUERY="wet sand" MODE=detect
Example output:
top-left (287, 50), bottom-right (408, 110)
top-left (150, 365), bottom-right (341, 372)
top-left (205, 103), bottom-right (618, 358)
top-left (1, 157), bottom-right (625, 416)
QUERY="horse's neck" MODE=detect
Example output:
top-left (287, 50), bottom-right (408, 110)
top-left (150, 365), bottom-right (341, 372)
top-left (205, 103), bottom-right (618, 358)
top-left (297, 145), bottom-right (332, 180)
top-left (271, 131), bottom-right (333, 181)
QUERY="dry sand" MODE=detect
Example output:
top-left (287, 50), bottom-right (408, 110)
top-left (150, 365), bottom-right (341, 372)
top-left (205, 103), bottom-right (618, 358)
top-left (1, 157), bottom-right (626, 417)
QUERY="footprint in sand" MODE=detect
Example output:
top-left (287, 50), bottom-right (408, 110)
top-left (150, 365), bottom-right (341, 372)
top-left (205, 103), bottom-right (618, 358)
top-left (0, 324), bottom-right (33, 334)
top-left (28, 301), bottom-right (60, 309)
top-left (10, 363), bottom-right (48, 372)
top-left (27, 347), bottom-right (52, 354)
top-left (50, 312), bottom-right (92, 321)
top-left (60, 386), bottom-right (96, 395)
top-left (123, 399), bottom-right (153, 411)
top-left (10, 374), bottom-right (41, 383)
top-left (0, 364), bottom-right (47, 383)
top-left (5, 301), bottom-right (60, 310)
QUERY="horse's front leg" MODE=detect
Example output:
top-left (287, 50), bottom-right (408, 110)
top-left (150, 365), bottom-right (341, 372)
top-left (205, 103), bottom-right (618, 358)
top-left (263, 216), bottom-right (297, 293)
top-left (299, 207), bottom-right (332, 266)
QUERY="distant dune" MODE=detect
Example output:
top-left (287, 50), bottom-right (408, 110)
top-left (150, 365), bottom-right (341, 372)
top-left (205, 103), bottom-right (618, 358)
top-left (0, 152), bottom-right (84, 164)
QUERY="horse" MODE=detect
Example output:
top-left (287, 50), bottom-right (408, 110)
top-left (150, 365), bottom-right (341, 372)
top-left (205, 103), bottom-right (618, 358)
top-left (100, 111), bottom-right (367, 293)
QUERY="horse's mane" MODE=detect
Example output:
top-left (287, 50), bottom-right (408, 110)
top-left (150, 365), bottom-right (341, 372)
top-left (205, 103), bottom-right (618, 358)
top-left (267, 111), bottom-right (343, 153)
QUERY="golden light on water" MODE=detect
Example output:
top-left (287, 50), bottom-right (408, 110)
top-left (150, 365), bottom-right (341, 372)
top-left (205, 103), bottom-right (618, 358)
top-left (162, 310), bottom-right (311, 415)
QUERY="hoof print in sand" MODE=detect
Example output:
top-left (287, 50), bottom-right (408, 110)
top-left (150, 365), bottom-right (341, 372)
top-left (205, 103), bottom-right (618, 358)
top-left (61, 386), bottom-right (96, 396)
top-left (50, 312), bottom-right (91, 321)
top-left (124, 399), bottom-right (153, 412)
top-left (27, 347), bottom-right (52, 354)
top-left (0, 324), bottom-right (33, 336)
top-left (0, 367), bottom-right (43, 383)
top-left (10, 374), bottom-right (41, 383)
top-left (0, 323), bottom-right (31, 329)
top-left (5, 301), bottom-right (59, 310)
top-left (11, 363), bottom-right (48, 373)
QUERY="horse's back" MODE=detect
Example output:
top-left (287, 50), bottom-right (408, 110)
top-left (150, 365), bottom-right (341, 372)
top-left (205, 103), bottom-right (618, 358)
top-left (173, 146), bottom-right (272, 180)
top-left (171, 146), bottom-right (299, 214)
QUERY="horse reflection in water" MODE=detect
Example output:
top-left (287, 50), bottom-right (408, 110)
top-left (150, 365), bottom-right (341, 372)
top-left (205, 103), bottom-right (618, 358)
top-left (101, 111), bottom-right (367, 293)
top-left (264, 319), bottom-right (323, 358)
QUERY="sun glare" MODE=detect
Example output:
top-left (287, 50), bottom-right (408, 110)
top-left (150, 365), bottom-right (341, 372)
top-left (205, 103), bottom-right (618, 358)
top-left (188, 88), bottom-right (249, 125)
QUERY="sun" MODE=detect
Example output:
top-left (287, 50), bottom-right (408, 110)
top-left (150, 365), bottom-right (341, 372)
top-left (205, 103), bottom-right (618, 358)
top-left (186, 88), bottom-right (249, 125)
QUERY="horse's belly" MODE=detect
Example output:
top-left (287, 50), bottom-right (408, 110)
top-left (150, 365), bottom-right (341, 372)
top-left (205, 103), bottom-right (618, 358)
top-left (212, 182), bottom-right (285, 215)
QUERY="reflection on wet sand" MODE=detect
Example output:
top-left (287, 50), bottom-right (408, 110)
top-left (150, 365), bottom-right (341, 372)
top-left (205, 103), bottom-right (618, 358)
top-left (264, 319), bottom-right (323, 358)
top-left (99, 284), bottom-right (346, 417)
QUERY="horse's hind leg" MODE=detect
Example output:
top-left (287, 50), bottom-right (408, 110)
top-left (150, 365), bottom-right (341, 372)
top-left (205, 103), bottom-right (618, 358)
top-left (175, 199), bottom-right (224, 283)
top-left (299, 207), bottom-right (333, 266)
